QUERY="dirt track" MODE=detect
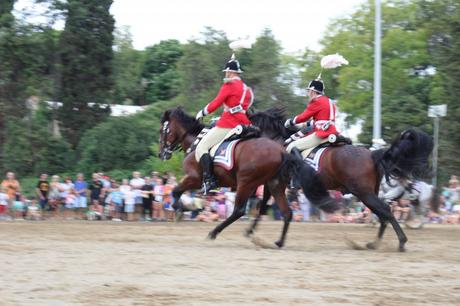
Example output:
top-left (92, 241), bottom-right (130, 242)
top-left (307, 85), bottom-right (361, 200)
top-left (0, 221), bottom-right (459, 306)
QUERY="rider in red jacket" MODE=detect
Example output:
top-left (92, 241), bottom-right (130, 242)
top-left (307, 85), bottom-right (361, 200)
top-left (284, 79), bottom-right (338, 154)
top-left (195, 55), bottom-right (254, 194)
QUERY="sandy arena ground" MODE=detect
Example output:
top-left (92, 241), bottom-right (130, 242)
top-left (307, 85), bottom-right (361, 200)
top-left (0, 220), bottom-right (459, 306)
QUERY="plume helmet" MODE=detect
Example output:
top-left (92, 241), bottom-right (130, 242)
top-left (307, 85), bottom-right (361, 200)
top-left (222, 53), bottom-right (243, 73)
top-left (306, 79), bottom-right (325, 94)
top-left (307, 53), bottom-right (349, 94)
top-left (223, 38), bottom-right (253, 74)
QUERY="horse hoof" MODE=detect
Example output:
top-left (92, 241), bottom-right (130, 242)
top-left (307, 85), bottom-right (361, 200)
top-left (399, 245), bottom-right (406, 252)
top-left (174, 211), bottom-right (184, 222)
top-left (274, 240), bottom-right (283, 248)
top-left (207, 232), bottom-right (217, 240)
top-left (366, 242), bottom-right (378, 250)
top-left (244, 229), bottom-right (253, 238)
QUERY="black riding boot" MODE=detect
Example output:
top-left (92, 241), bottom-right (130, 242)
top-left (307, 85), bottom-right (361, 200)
top-left (289, 147), bottom-right (303, 189)
top-left (199, 153), bottom-right (218, 194)
top-left (291, 147), bottom-right (303, 160)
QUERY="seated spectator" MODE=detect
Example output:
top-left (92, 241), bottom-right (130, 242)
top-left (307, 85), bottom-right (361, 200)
top-left (196, 202), bottom-right (219, 222)
top-left (224, 189), bottom-right (235, 218)
top-left (392, 198), bottom-right (411, 222)
top-left (290, 201), bottom-right (304, 222)
top-left (25, 197), bottom-right (42, 220)
top-left (215, 193), bottom-right (227, 220)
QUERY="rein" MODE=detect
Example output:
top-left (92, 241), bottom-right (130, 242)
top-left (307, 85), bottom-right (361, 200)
top-left (160, 120), bottom-right (189, 154)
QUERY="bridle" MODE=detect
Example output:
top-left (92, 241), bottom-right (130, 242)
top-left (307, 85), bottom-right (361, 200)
top-left (159, 120), bottom-right (186, 158)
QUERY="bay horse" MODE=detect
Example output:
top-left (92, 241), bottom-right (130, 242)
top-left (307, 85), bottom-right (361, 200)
top-left (158, 107), bottom-right (303, 247)
top-left (249, 108), bottom-right (433, 252)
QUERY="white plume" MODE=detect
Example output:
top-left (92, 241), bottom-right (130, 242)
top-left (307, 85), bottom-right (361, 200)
top-left (229, 38), bottom-right (253, 51)
top-left (320, 53), bottom-right (349, 69)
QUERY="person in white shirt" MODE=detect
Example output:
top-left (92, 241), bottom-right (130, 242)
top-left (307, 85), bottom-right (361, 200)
top-left (130, 171), bottom-right (145, 206)
top-left (123, 188), bottom-right (137, 221)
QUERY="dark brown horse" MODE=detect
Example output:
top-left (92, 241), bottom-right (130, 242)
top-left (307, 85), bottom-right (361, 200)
top-left (249, 108), bottom-right (433, 252)
top-left (158, 107), bottom-right (301, 247)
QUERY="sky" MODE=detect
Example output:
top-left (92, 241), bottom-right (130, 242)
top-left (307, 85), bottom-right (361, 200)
top-left (15, 0), bottom-right (367, 53)
top-left (110, 0), bottom-right (367, 52)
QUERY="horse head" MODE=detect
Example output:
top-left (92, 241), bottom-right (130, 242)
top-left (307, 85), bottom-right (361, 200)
top-left (159, 109), bottom-right (181, 160)
top-left (159, 107), bottom-right (204, 160)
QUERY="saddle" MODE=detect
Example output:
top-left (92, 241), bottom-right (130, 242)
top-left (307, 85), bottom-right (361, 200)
top-left (186, 125), bottom-right (261, 155)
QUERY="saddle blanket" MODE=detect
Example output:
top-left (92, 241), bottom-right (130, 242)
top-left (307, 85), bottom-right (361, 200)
top-left (211, 139), bottom-right (241, 171)
top-left (303, 146), bottom-right (329, 172)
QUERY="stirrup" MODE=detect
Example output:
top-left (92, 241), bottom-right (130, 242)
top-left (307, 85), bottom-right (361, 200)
top-left (201, 179), bottom-right (218, 195)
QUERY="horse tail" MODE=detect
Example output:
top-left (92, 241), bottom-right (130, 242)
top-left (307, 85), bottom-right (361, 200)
top-left (276, 153), bottom-right (340, 213)
top-left (374, 129), bottom-right (433, 184)
top-left (275, 152), bottom-right (302, 183)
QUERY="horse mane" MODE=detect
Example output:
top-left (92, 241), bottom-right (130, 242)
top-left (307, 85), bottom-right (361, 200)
top-left (380, 128), bottom-right (434, 182)
top-left (161, 107), bottom-right (204, 136)
top-left (249, 107), bottom-right (293, 140)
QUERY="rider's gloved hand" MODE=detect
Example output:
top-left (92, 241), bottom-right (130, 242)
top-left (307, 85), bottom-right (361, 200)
top-left (196, 109), bottom-right (206, 120)
top-left (284, 118), bottom-right (295, 128)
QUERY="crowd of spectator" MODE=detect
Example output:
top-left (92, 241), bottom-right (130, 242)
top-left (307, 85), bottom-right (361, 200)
top-left (0, 171), bottom-right (459, 225)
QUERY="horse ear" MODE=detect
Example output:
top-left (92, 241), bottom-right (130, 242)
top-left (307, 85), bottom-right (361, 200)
top-left (161, 110), bottom-right (171, 123)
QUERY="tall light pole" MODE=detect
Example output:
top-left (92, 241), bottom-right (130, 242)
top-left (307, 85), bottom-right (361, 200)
top-left (372, 0), bottom-right (384, 149)
top-left (428, 104), bottom-right (447, 187)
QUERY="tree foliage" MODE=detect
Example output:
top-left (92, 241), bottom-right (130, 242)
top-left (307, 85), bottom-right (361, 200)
top-left (76, 116), bottom-right (154, 173)
top-left (112, 26), bottom-right (145, 105)
top-left (57, 0), bottom-right (114, 146)
top-left (300, 0), bottom-right (434, 143)
top-left (418, 0), bottom-right (460, 181)
top-left (2, 105), bottom-right (74, 176)
top-left (142, 39), bottom-right (183, 104)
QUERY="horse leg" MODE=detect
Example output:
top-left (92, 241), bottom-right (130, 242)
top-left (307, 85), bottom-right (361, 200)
top-left (208, 186), bottom-right (254, 240)
top-left (245, 184), bottom-right (271, 237)
top-left (268, 180), bottom-right (292, 248)
top-left (366, 217), bottom-right (388, 250)
top-left (359, 193), bottom-right (407, 252)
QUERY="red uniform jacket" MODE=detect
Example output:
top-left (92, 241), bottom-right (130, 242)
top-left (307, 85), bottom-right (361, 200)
top-left (292, 95), bottom-right (338, 138)
top-left (204, 78), bottom-right (253, 128)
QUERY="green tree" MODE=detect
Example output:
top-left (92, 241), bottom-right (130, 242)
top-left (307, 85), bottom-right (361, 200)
top-left (77, 116), bottom-right (154, 173)
top-left (142, 39), bottom-right (183, 104)
top-left (239, 29), bottom-right (303, 113)
top-left (112, 26), bottom-right (145, 105)
top-left (2, 105), bottom-right (75, 176)
top-left (418, 0), bottom-right (460, 182)
top-left (301, 0), bottom-right (434, 143)
top-left (0, 1), bottom-right (60, 161)
top-left (57, 0), bottom-right (114, 147)
top-left (177, 28), bottom-right (230, 111)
